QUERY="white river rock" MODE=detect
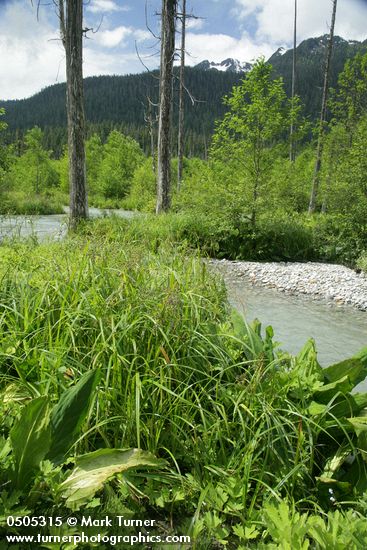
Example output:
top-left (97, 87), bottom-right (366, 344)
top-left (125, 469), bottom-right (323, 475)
top-left (209, 260), bottom-right (367, 312)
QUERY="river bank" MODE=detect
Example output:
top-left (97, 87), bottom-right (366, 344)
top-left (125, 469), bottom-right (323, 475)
top-left (209, 259), bottom-right (367, 312)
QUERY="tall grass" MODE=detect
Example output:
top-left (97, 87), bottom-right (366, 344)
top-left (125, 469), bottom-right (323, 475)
top-left (1, 217), bottom-right (367, 547)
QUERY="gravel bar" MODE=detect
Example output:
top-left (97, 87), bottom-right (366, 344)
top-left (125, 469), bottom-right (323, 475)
top-left (209, 260), bottom-right (367, 312)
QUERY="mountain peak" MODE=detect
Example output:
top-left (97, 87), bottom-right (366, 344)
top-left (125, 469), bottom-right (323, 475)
top-left (194, 58), bottom-right (252, 73)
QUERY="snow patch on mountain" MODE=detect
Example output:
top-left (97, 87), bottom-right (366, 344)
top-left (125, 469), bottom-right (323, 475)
top-left (195, 58), bottom-right (252, 73)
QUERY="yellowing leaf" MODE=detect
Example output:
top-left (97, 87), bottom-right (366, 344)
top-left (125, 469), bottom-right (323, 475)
top-left (60, 448), bottom-right (167, 510)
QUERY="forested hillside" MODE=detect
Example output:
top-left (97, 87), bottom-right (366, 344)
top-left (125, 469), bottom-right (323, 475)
top-left (1, 35), bottom-right (366, 157)
top-left (270, 35), bottom-right (367, 116)
top-left (1, 69), bottom-right (241, 157)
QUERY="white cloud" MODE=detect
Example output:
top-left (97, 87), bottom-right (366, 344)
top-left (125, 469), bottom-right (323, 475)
top-left (87, 1), bottom-right (130, 14)
top-left (133, 28), bottom-right (152, 42)
top-left (186, 18), bottom-right (205, 31)
top-left (186, 31), bottom-right (273, 65)
top-left (83, 48), bottom-right (139, 75)
top-left (0, 1), bottom-right (152, 100)
top-left (95, 25), bottom-right (133, 48)
top-left (233, 0), bottom-right (367, 46)
top-left (0, 2), bottom-right (65, 99)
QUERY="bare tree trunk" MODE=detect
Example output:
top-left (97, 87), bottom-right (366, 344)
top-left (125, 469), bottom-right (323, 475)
top-left (289, 0), bottom-right (297, 162)
top-left (177, 0), bottom-right (186, 191)
top-left (156, 0), bottom-right (176, 214)
top-left (60, 0), bottom-right (88, 229)
top-left (144, 98), bottom-right (156, 172)
top-left (149, 104), bottom-right (156, 172)
top-left (308, 0), bottom-right (337, 214)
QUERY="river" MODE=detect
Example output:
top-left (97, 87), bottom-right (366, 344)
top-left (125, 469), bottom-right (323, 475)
top-left (219, 268), bottom-right (367, 391)
top-left (0, 207), bottom-right (135, 241)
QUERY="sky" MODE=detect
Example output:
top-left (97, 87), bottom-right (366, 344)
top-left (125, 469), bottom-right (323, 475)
top-left (1, 0), bottom-right (367, 100)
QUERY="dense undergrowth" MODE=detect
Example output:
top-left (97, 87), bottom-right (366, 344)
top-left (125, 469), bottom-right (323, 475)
top-left (1, 217), bottom-right (367, 548)
top-left (0, 190), bottom-right (65, 215)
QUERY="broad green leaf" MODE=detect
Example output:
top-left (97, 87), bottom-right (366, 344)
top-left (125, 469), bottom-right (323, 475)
top-left (10, 396), bottom-right (51, 488)
top-left (60, 448), bottom-right (167, 510)
top-left (230, 311), bottom-right (265, 359)
top-left (246, 319), bottom-right (266, 357)
top-left (308, 401), bottom-right (327, 416)
top-left (314, 375), bottom-right (354, 402)
top-left (47, 369), bottom-right (101, 464)
top-left (347, 417), bottom-right (367, 437)
top-left (324, 349), bottom-right (367, 388)
top-left (330, 393), bottom-right (367, 418)
top-left (309, 393), bottom-right (367, 419)
top-left (340, 458), bottom-right (367, 493)
top-left (230, 308), bottom-right (248, 340)
top-left (0, 436), bottom-right (11, 461)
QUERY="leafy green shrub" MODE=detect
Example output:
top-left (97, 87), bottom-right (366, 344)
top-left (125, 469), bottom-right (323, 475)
top-left (238, 211), bottom-right (316, 261)
top-left (0, 190), bottom-right (65, 215)
top-left (123, 157), bottom-right (156, 211)
top-left (6, 127), bottom-right (60, 194)
top-left (97, 130), bottom-right (144, 199)
top-left (312, 213), bottom-right (367, 265)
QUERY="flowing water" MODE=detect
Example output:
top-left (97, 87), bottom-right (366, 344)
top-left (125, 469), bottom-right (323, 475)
top-left (0, 207), bottom-right (136, 241)
top-left (216, 268), bottom-right (367, 390)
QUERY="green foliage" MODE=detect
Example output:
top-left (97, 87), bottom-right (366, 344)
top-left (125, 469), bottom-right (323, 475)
top-left (0, 108), bottom-right (7, 170)
top-left (1, 362), bottom-right (164, 525)
top-left (259, 502), bottom-right (367, 549)
top-left (10, 397), bottom-right (51, 488)
top-left (7, 127), bottom-right (59, 194)
top-left (6, 370), bottom-right (101, 487)
top-left (0, 108), bottom-right (10, 186)
top-left (124, 157), bottom-right (156, 211)
top-left (85, 133), bottom-right (104, 195)
top-left (212, 59), bottom-right (290, 227)
top-left (57, 147), bottom-right (69, 194)
top-left (342, 116), bottom-right (367, 201)
top-left (262, 501), bottom-right (310, 549)
top-left (0, 190), bottom-right (65, 215)
top-left (331, 52), bottom-right (367, 137)
top-left (97, 130), bottom-right (144, 199)
top-left (0, 108), bottom-right (6, 133)
top-left (356, 252), bottom-right (367, 273)
top-left (47, 369), bottom-right (101, 464)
